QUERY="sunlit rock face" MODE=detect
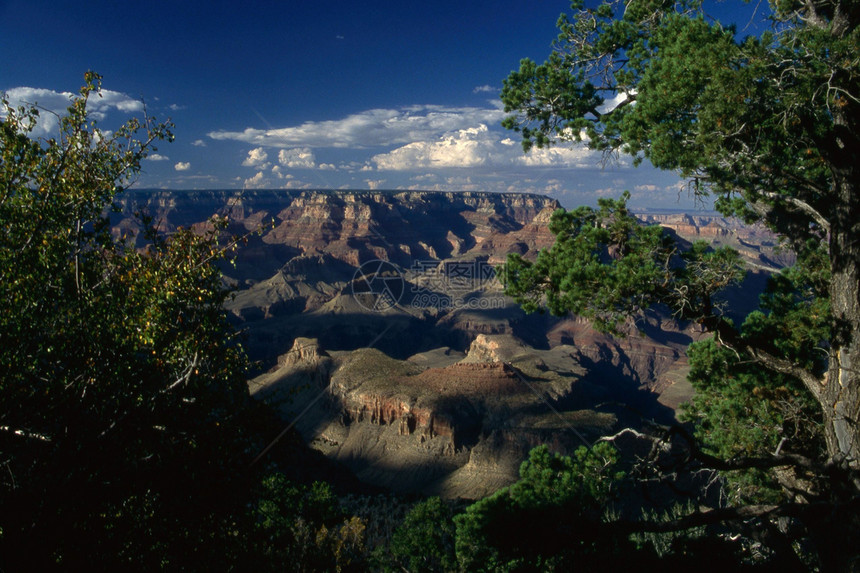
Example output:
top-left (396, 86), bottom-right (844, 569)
top-left (251, 336), bottom-right (602, 498)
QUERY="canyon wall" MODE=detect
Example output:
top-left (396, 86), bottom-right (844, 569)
top-left (115, 189), bottom-right (560, 270)
top-left (113, 190), bottom-right (781, 497)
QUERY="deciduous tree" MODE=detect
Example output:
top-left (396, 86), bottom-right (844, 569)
top-left (0, 73), bottom-right (255, 569)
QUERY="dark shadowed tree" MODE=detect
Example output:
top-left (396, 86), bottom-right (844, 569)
top-left (379, 496), bottom-right (457, 573)
top-left (454, 443), bottom-right (629, 572)
top-left (0, 73), bottom-right (261, 570)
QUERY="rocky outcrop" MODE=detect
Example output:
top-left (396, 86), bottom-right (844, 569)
top-left (472, 205), bottom-right (560, 263)
top-left (276, 337), bottom-right (333, 383)
top-left (461, 333), bottom-right (530, 364)
top-left (250, 335), bottom-right (628, 497)
top-left (225, 253), bottom-right (352, 319)
top-left (328, 349), bottom-right (521, 450)
top-left (247, 337), bottom-right (334, 407)
top-left (547, 316), bottom-right (691, 388)
top-left (636, 213), bottom-right (732, 239)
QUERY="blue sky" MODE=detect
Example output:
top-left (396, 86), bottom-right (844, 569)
top-left (1, 1), bottom-right (761, 209)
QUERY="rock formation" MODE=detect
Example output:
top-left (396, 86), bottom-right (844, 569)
top-left (110, 189), bottom-right (784, 497)
top-left (115, 189), bottom-right (560, 274)
top-left (252, 334), bottom-right (618, 498)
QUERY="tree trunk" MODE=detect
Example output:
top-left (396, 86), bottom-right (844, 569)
top-left (801, 31), bottom-right (860, 567)
top-left (822, 100), bottom-right (860, 472)
top-left (822, 289), bottom-right (860, 472)
top-left (811, 103), bottom-right (860, 570)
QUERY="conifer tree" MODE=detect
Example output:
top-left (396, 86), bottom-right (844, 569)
top-left (501, 1), bottom-right (860, 568)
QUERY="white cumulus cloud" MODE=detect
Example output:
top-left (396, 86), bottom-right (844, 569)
top-left (94, 91), bottom-right (145, 115)
top-left (2, 86), bottom-right (144, 136)
top-left (146, 154), bottom-right (169, 161)
top-left (515, 144), bottom-right (597, 168)
top-left (243, 171), bottom-right (268, 189)
top-left (242, 147), bottom-right (269, 167)
top-left (283, 178), bottom-right (313, 189)
top-left (174, 162), bottom-right (191, 171)
top-left (372, 125), bottom-right (496, 170)
top-left (278, 147), bottom-right (316, 168)
top-left (206, 101), bottom-right (616, 180)
top-left (208, 105), bottom-right (506, 149)
top-left (371, 123), bottom-right (601, 171)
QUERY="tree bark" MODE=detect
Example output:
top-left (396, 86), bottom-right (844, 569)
top-left (820, 75), bottom-right (860, 470)
top-left (824, 170), bottom-right (860, 472)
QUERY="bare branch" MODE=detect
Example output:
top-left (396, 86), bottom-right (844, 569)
top-left (163, 351), bottom-right (199, 392)
top-left (0, 426), bottom-right (52, 442)
top-left (672, 424), bottom-right (819, 473)
top-left (760, 191), bottom-right (831, 233)
top-left (609, 498), bottom-right (859, 536)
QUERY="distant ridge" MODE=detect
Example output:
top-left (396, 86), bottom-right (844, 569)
top-left (128, 188), bottom-right (559, 199)
top-left (112, 188), bottom-right (561, 268)
top-left (129, 188), bottom-right (728, 217)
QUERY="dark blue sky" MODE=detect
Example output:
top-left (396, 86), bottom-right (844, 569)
top-left (1, 0), bottom-right (765, 208)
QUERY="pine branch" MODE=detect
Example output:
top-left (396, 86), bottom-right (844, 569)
top-left (708, 317), bottom-right (825, 401)
top-left (608, 497), bottom-right (859, 536)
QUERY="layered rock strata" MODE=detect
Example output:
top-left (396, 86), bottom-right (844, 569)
top-left (112, 190), bottom-right (784, 497)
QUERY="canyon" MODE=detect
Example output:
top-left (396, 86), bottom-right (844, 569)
top-left (114, 189), bottom-right (781, 497)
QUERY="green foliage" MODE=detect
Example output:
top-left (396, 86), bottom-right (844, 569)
top-left (683, 339), bottom-right (799, 503)
top-left (681, 245), bottom-right (828, 503)
top-left (500, 191), bottom-right (744, 333)
top-left (500, 1), bottom-right (860, 566)
top-left (0, 73), bottom-right (257, 569)
top-left (742, 241), bottom-right (831, 375)
top-left (255, 474), bottom-right (341, 535)
top-left (500, 0), bottom-right (849, 249)
top-left (380, 496), bottom-right (457, 573)
top-left (250, 473), bottom-right (369, 572)
top-left (501, 52), bottom-right (600, 152)
top-left (454, 443), bottom-right (627, 572)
